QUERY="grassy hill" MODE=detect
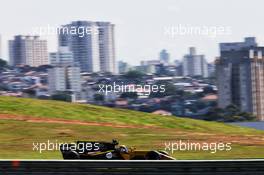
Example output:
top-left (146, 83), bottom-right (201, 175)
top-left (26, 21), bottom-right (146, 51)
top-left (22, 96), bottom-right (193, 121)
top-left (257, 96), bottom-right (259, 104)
top-left (0, 96), bottom-right (263, 159)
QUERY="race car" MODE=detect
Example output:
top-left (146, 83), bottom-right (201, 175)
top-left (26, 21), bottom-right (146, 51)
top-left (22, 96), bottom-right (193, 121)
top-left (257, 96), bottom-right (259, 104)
top-left (60, 140), bottom-right (175, 160)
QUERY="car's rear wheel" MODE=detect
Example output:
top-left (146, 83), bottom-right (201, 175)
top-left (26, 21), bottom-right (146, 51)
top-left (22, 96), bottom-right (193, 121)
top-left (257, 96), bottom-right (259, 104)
top-left (145, 151), bottom-right (161, 160)
top-left (63, 151), bottom-right (80, 159)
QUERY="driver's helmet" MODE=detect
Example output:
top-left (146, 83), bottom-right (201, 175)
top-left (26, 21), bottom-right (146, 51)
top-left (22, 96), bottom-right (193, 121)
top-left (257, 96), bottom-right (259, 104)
top-left (119, 145), bottom-right (128, 153)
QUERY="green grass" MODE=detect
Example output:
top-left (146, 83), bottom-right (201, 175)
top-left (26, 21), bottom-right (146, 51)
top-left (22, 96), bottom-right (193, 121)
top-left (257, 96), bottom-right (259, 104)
top-left (0, 96), bottom-right (263, 159)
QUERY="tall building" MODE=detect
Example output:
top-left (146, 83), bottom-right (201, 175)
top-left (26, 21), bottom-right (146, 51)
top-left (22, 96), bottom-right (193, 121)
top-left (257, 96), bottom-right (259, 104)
top-left (9, 35), bottom-right (48, 67)
top-left (207, 62), bottom-right (216, 77)
top-left (48, 46), bottom-right (81, 97)
top-left (139, 60), bottom-right (161, 74)
top-left (159, 49), bottom-right (170, 65)
top-left (48, 46), bottom-right (81, 95)
top-left (182, 47), bottom-right (208, 78)
top-left (50, 46), bottom-right (74, 66)
top-left (58, 21), bottom-right (100, 72)
top-left (58, 21), bottom-right (116, 73)
top-left (216, 37), bottom-right (264, 121)
top-left (118, 61), bottom-right (130, 74)
top-left (174, 60), bottom-right (183, 76)
top-left (48, 66), bottom-right (81, 95)
top-left (48, 67), bottom-right (67, 93)
top-left (97, 22), bottom-right (116, 73)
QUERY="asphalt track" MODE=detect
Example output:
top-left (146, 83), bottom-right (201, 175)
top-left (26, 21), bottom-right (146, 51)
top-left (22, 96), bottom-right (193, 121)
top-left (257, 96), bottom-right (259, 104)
top-left (0, 159), bottom-right (263, 175)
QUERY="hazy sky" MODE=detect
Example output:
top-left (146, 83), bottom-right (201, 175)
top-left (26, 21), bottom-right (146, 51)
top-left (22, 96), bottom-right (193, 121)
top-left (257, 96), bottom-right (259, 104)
top-left (1, 0), bottom-right (264, 65)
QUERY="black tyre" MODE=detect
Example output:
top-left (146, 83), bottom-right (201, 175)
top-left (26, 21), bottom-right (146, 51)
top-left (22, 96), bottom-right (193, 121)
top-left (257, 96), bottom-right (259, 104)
top-left (145, 151), bottom-right (161, 160)
top-left (63, 151), bottom-right (80, 159)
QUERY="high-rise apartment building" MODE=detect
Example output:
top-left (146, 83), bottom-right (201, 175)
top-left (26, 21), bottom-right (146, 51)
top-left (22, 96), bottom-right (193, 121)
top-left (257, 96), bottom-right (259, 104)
top-left (58, 21), bottom-right (100, 73)
top-left (182, 47), bottom-right (208, 78)
top-left (216, 37), bottom-right (264, 121)
top-left (9, 35), bottom-right (48, 67)
top-left (48, 46), bottom-right (81, 95)
top-left (97, 22), bottom-right (116, 73)
top-left (50, 46), bottom-right (74, 66)
top-left (49, 46), bottom-right (82, 102)
top-left (48, 67), bottom-right (67, 93)
top-left (58, 21), bottom-right (116, 73)
top-left (48, 66), bottom-right (81, 94)
top-left (159, 49), bottom-right (170, 65)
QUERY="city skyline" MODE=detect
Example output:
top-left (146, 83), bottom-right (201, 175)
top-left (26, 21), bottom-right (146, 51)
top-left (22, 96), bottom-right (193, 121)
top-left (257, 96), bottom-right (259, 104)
top-left (1, 0), bottom-right (264, 65)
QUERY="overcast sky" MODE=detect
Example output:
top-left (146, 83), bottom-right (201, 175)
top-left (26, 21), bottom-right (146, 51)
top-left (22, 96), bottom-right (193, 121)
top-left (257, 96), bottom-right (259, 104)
top-left (1, 0), bottom-right (264, 65)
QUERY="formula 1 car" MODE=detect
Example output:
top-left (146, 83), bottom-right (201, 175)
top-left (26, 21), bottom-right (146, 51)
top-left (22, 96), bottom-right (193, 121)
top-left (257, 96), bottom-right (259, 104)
top-left (60, 140), bottom-right (175, 160)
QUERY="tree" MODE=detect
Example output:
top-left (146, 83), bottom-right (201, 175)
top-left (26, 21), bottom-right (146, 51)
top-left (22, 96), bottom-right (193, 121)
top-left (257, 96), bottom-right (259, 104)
top-left (0, 84), bottom-right (8, 91)
top-left (51, 92), bottom-right (72, 102)
top-left (94, 94), bottom-right (104, 102)
top-left (238, 112), bottom-right (256, 121)
top-left (225, 104), bottom-right (240, 117)
top-left (204, 107), bottom-right (225, 121)
top-left (35, 65), bottom-right (53, 72)
top-left (123, 70), bottom-right (144, 79)
top-left (204, 104), bottom-right (256, 122)
top-left (0, 58), bottom-right (7, 70)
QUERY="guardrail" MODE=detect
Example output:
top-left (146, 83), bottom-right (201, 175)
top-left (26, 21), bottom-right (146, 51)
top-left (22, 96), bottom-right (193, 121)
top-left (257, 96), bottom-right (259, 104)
top-left (0, 160), bottom-right (263, 174)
